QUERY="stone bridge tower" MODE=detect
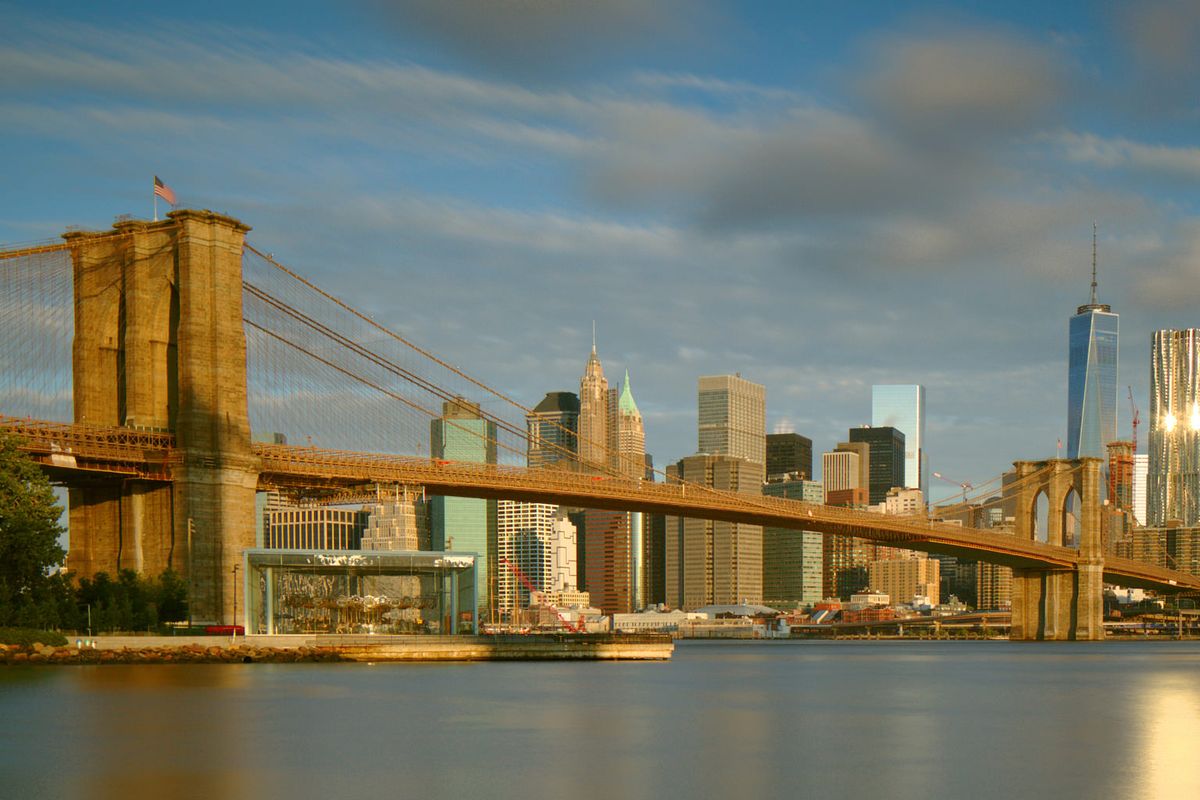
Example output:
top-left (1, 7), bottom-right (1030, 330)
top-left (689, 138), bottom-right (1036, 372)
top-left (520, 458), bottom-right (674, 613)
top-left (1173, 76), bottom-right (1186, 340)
top-left (1009, 457), bottom-right (1105, 640)
top-left (66, 210), bottom-right (259, 625)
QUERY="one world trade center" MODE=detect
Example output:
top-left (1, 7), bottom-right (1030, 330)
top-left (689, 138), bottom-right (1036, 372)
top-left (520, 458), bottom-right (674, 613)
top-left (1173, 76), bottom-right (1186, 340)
top-left (1067, 227), bottom-right (1118, 460)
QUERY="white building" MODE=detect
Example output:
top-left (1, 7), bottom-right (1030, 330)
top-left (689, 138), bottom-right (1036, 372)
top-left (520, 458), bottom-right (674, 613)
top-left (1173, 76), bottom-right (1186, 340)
top-left (497, 501), bottom-right (579, 619)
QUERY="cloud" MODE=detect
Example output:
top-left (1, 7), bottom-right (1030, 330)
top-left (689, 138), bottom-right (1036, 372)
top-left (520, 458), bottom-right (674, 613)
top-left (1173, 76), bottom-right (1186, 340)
top-left (1132, 220), bottom-right (1200, 310)
top-left (856, 24), bottom-right (1066, 149)
top-left (1053, 131), bottom-right (1200, 179)
top-left (1116, 0), bottom-right (1200, 73)
top-left (362, 0), bottom-right (706, 81)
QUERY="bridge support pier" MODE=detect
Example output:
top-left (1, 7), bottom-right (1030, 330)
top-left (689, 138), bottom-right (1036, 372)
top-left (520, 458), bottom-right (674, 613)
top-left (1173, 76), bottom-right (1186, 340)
top-left (65, 211), bottom-right (258, 625)
top-left (1009, 458), bottom-right (1105, 640)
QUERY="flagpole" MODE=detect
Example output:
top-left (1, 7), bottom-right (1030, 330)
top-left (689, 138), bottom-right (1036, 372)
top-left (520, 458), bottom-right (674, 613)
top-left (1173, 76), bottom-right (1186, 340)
top-left (153, 187), bottom-right (158, 222)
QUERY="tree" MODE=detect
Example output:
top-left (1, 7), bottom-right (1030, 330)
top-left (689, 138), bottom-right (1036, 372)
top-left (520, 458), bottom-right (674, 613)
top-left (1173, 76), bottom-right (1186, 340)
top-left (0, 431), bottom-right (67, 627)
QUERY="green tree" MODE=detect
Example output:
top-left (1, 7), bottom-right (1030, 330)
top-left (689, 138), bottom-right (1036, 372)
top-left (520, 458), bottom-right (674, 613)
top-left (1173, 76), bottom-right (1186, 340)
top-left (0, 431), bottom-right (67, 627)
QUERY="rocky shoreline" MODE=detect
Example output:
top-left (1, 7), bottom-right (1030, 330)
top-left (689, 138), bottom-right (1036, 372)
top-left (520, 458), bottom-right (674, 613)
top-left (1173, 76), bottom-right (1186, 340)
top-left (1, 642), bottom-right (344, 665)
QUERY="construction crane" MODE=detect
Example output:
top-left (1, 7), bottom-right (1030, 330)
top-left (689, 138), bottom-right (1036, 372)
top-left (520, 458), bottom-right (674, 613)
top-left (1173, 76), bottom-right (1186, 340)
top-left (932, 471), bottom-right (973, 506)
top-left (498, 557), bottom-right (584, 633)
top-left (1128, 386), bottom-right (1140, 453)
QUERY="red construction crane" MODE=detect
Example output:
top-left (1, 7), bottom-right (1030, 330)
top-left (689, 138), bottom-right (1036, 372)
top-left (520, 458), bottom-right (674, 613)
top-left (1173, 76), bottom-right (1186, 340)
top-left (499, 557), bottom-right (584, 633)
top-left (1128, 386), bottom-right (1140, 453)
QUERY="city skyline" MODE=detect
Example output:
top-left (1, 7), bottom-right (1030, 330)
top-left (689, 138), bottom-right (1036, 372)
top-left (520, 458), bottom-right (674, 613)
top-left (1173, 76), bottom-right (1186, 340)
top-left (3, 3), bottom-right (1200, 495)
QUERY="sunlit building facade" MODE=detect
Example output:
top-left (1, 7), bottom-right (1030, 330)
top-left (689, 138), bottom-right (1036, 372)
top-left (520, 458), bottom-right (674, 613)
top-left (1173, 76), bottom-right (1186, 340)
top-left (1066, 279), bottom-right (1118, 460)
top-left (698, 374), bottom-right (766, 467)
top-left (871, 384), bottom-right (927, 497)
top-left (1148, 329), bottom-right (1200, 526)
top-left (526, 391), bottom-right (579, 469)
top-left (762, 477), bottom-right (824, 607)
top-left (430, 399), bottom-right (498, 617)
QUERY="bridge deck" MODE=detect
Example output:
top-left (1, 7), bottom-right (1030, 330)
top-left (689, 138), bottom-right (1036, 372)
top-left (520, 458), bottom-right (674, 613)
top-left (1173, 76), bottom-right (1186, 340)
top-left (6, 415), bottom-right (1200, 593)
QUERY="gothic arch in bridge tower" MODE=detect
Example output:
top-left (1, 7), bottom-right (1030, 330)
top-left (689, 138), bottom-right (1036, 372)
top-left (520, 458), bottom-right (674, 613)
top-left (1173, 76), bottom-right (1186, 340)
top-left (1010, 458), bottom-right (1105, 640)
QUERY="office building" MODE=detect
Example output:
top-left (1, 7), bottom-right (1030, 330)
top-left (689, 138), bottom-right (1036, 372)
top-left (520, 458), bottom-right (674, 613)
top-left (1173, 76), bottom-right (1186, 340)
top-left (1133, 453), bottom-right (1149, 525)
top-left (872, 384), bottom-right (927, 497)
top-left (976, 561), bottom-right (1012, 610)
top-left (698, 374), bottom-right (766, 467)
top-left (497, 501), bottom-right (577, 619)
top-left (526, 391), bottom-right (579, 469)
top-left (848, 426), bottom-right (906, 505)
top-left (582, 508), bottom-right (634, 615)
top-left (666, 454), bottom-right (764, 609)
top-left (609, 370), bottom-right (646, 479)
top-left (579, 340), bottom-right (610, 471)
top-left (882, 487), bottom-right (925, 516)
top-left (822, 449), bottom-right (862, 501)
top-left (1148, 329), bottom-right (1200, 526)
top-left (762, 477), bottom-right (824, 607)
top-left (645, 513), bottom-right (666, 606)
top-left (265, 506), bottom-right (366, 550)
top-left (868, 555), bottom-right (940, 607)
top-left (1067, 232), bottom-right (1119, 460)
top-left (360, 486), bottom-right (423, 551)
top-left (430, 398), bottom-right (498, 617)
top-left (766, 432), bottom-right (813, 480)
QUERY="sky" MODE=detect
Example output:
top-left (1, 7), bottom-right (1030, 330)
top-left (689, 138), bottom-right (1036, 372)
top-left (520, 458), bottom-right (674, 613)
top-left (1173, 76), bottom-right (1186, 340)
top-left (3, 1), bottom-right (1200, 501)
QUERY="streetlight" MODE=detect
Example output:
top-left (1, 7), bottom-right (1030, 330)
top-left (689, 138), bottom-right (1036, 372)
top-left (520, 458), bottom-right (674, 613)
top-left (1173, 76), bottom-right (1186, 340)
top-left (232, 562), bottom-right (240, 639)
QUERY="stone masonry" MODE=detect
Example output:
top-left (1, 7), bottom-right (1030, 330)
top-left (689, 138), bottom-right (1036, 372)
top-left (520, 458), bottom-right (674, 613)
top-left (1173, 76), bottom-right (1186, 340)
top-left (65, 210), bottom-right (259, 624)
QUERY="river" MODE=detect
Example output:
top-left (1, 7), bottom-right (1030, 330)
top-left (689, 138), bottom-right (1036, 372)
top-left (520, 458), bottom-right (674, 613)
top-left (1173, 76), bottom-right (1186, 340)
top-left (3, 640), bottom-right (1199, 799)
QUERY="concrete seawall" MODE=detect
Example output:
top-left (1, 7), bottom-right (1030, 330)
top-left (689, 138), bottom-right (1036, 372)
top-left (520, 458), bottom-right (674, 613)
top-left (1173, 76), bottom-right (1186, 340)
top-left (6, 633), bottom-right (673, 663)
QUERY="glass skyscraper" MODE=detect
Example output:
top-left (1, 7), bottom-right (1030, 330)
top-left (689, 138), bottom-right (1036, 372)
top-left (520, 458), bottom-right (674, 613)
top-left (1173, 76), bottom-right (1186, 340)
top-left (871, 384), bottom-right (926, 497)
top-left (1066, 247), bottom-right (1118, 460)
top-left (430, 399), bottom-right (498, 617)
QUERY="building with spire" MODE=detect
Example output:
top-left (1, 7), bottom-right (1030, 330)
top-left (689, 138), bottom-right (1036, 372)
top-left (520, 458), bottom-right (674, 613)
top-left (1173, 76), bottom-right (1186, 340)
top-left (579, 329), bottom-right (610, 472)
top-left (610, 369), bottom-right (646, 479)
top-left (1067, 225), bottom-right (1119, 460)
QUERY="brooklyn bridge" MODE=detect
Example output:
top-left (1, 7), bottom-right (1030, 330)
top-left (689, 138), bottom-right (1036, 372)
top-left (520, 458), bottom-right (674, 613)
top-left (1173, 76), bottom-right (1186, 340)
top-left (3, 209), bottom-right (1197, 638)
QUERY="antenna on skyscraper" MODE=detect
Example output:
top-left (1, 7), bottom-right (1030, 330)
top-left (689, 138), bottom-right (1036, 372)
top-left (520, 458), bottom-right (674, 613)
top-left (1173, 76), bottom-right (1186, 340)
top-left (592, 320), bottom-right (596, 354)
top-left (1091, 221), bottom-right (1098, 305)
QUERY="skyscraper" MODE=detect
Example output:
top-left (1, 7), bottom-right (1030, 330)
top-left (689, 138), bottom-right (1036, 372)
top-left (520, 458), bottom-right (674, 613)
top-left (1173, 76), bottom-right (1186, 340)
top-left (579, 339), bottom-right (609, 471)
top-left (766, 432), bottom-right (813, 480)
top-left (430, 398), bottom-right (498, 617)
top-left (526, 391), bottom-right (579, 469)
top-left (1148, 329), bottom-right (1200, 526)
top-left (610, 369), bottom-right (645, 479)
top-left (871, 384), bottom-right (926, 497)
top-left (666, 453), bottom-right (763, 609)
top-left (698, 374), bottom-right (766, 467)
top-left (497, 501), bottom-right (576, 620)
top-left (848, 426), bottom-right (905, 506)
top-left (1067, 229), bottom-right (1119, 459)
top-left (762, 476), bottom-right (824, 607)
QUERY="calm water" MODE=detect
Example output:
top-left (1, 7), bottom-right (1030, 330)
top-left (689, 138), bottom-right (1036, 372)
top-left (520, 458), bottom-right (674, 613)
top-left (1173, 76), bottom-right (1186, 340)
top-left (3, 640), bottom-right (1200, 799)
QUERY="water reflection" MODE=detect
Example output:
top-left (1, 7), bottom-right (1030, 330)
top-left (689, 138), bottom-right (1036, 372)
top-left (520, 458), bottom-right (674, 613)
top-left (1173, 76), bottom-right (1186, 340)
top-left (3, 642), bottom-right (1200, 799)
top-left (1137, 673), bottom-right (1200, 798)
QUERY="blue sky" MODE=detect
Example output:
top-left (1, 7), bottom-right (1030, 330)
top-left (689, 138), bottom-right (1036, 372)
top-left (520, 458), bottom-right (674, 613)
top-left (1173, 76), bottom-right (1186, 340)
top-left (4, 1), bottom-right (1200, 499)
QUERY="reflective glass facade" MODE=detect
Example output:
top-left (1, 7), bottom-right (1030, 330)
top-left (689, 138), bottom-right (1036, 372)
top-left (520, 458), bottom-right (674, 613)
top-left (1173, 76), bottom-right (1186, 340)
top-left (1148, 329), bottom-right (1200, 526)
top-left (871, 385), bottom-right (926, 496)
top-left (430, 401), bottom-right (498, 616)
top-left (1066, 306), bottom-right (1118, 459)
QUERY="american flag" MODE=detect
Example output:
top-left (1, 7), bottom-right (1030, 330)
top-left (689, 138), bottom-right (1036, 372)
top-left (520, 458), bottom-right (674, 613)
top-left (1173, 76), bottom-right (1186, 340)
top-left (153, 176), bottom-right (177, 206)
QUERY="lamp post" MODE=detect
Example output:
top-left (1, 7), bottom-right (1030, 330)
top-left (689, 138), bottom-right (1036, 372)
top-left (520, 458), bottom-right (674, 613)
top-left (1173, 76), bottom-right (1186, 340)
top-left (232, 562), bottom-right (240, 639)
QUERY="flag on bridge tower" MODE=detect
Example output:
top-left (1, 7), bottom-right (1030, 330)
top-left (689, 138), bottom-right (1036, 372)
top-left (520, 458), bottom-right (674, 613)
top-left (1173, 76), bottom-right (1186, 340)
top-left (153, 176), bottom-right (176, 221)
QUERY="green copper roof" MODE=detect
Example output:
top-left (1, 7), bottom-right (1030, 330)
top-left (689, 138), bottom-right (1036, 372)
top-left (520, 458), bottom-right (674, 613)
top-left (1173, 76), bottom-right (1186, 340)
top-left (619, 369), bottom-right (640, 416)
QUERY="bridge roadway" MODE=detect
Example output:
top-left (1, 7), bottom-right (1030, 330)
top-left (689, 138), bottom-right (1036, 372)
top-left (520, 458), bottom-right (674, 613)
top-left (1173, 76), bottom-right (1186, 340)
top-left (6, 415), bottom-right (1200, 594)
